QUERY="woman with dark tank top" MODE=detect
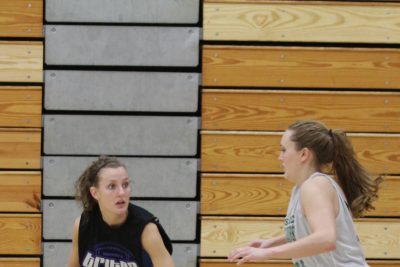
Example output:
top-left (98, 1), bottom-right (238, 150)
top-left (228, 120), bottom-right (382, 266)
top-left (68, 156), bottom-right (175, 267)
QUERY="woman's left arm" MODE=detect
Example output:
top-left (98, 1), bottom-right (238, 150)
top-left (229, 176), bottom-right (338, 264)
top-left (142, 222), bottom-right (175, 267)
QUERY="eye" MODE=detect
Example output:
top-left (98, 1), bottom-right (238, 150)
top-left (122, 181), bottom-right (130, 189)
top-left (107, 184), bottom-right (116, 190)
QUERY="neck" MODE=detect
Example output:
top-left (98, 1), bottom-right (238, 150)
top-left (99, 208), bottom-right (128, 227)
top-left (296, 166), bottom-right (318, 186)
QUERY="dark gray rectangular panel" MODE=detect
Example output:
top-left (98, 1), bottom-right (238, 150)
top-left (43, 200), bottom-right (198, 240)
top-left (43, 115), bottom-right (198, 155)
top-left (44, 242), bottom-right (198, 267)
top-left (46, 0), bottom-right (199, 24)
top-left (45, 25), bottom-right (199, 66)
top-left (43, 156), bottom-right (197, 197)
top-left (44, 71), bottom-right (199, 112)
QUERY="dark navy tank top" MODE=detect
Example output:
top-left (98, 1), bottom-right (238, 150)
top-left (78, 203), bottom-right (172, 267)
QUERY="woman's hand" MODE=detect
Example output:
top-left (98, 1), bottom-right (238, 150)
top-left (228, 246), bottom-right (271, 265)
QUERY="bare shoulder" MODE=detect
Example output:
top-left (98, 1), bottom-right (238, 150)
top-left (142, 222), bottom-right (162, 241)
top-left (300, 175), bottom-right (337, 208)
top-left (72, 216), bottom-right (81, 234)
top-left (300, 174), bottom-right (338, 215)
top-left (301, 175), bottom-right (335, 195)
top-left (74, 216), bottom-right (81, 227)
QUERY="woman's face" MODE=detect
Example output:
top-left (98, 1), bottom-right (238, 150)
top-left (90, 166), bottom-right (131, 218)
top-left (278, 130), bottom-right (303, 182)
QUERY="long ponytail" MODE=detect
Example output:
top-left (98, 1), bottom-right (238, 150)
top-left (288, 120), bottom-right (382, 218)
top-left (330, 130), bottom-right (382, 218)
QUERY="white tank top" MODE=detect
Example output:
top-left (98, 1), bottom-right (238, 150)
top-left (284, 172), bottom-right (369, 267)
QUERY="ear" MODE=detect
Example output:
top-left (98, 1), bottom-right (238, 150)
top-left (300, 147), bottom-right (312, 163)
top-left (89, 186), bottom-right (99, 200)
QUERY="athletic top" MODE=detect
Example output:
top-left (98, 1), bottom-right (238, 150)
top-left (284, 172), bottom-right (369, 267)
top-left (78, 203), bottom-right (172, 267)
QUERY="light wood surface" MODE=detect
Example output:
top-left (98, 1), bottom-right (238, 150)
top-left (0, 42), bottom-right (43, 83)
top-left (0, 87), bottom-right (42, 127)
top-left (201, 217), bottom-right (284, 257)
top-left (0, 0), bottom-right (43, 37)
top-left (201, 174), bottom-right (291, 215)
top-left (0, 128), bottom-right (41, 169)
top-left (202, 46), bottom-right (400, 89)
top-left (200, 259), bottom-right (400, 267)
top-left (201, 217), bottom-right (400, 258)
top-left (201, 259), bottom-right (292, 267)
top-left (0, 214), bottom-right (41, 254)
top-left (204, 1), bottom-right (400, 43)
top-left (0, 258), bottom-right (40, 267)
top-left (0, 171), bottom-right (41, 212)
top-left (201, 131), bottom-right (400, 174)
top-left (201, 174), bottom-right (400, 217)
top-left (202, 89), bottom-right (400, 132)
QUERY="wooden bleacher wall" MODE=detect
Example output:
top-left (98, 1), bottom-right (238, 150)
top-left (0, 0), bottom-right (43, 266)
top-left (201, 1), bottom-right (400, 267)
top-left (2, 1), bottom-right (400, 266)
top-left (42, 1), bottom-right (200, 267)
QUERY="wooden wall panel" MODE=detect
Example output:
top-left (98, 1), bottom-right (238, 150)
top-left (203, 46), bottom-right (400, 89)
top-left (201, 132), bottom-right (400, 174)
top-left (200, 259), bottom-right (400, 267)
top-left (0, 87), bottom-right (42, 128)
top-left (201, 217), bottom-right (400, 259)
top-left (0, 258), bottom-right (40, 267)
top-left (0, 171), bottom-right (41, 212)
top-left (201, 174), bottom-right (400, 217)
top-left (202, 90), bottom-right (400, 132)
top-left (201, 217), bottom-right (283, 257)
top-left (201, 174), bottom-right (291, 215)
top-left (0, 0), bottom-right (43, 38)
top-left (372, 176), bottom-right (400, 217)
top-left (0, 128), bottom-right (41, 169)
top-left (0, 42), bottom-right (43, 83)
top-left (0, 214), bottom-right (41, 254)
top-left (204, 1), bottom-right (400, 43)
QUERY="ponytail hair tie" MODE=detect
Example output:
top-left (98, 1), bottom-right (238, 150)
top-left (328, 129), bottom-right (333, 138)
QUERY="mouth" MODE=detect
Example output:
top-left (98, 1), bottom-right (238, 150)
top-left (115, 200), bottom-right (126, 206)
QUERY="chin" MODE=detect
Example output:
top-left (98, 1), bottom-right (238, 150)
top-left (283, 173), bottom-right (294, 182)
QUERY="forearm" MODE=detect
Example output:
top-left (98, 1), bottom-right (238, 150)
top-left (267, 233), bottom-right (335, 259)
top-left (153, 257), bottom-right (175, 267)
top-left (263, 235), bottom-right (288, 248)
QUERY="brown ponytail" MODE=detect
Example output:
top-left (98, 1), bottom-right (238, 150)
top-left (288, 120), bottom-right (382, 218)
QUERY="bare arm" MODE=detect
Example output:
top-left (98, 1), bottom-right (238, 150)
top-left (68, 216), bottom-right (81, 267)
top-left (229, 176), bottom-right (338, 264)
top-left (142, 223), bottom-right (175, 267)
top-left (249, 235), bottom-right (287, 248)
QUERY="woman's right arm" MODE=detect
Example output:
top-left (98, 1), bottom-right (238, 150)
top-left (250, 235), bottom-right (287, 248)
top-left (68, 216), bottom-right (81, 267)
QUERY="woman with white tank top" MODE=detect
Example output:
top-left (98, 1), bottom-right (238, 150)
top-left (228, 120), bottom-right (382, 266)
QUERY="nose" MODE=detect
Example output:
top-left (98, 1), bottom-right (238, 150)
top-left (278, 151), bottom-right (283, 161)
top-left (116, 185), bottom-right (127, 195)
